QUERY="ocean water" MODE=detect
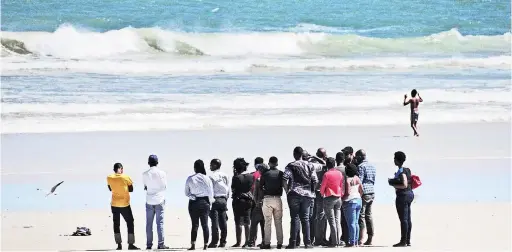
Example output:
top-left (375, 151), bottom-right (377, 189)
top-left (1, 0), bottom-right (511, 133)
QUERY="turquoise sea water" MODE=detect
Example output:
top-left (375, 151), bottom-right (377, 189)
top-left (2, 0), bottom-right (511, 35)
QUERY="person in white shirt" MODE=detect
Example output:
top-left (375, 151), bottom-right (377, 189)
top-left (143, 155), bottom-right (169, 250)
top-left (185, 159), bottom-right (214, 250)
top-left (208, 159), bottom-right (230, 248)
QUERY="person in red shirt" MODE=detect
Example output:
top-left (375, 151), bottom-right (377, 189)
top-left (320, 157), bottom-right (345, 247)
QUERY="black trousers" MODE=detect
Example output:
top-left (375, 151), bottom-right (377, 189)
top-left (189, 197), bottom-right (211, 244)
top-left (111, 205), bottom-right (134, 234)
top-left (249, 204), bottom-right (265, 244)
top-left (210, 197), bottom-right (228, 245)
top-left (340, 206), bottom-right (349, 244)
top-left (396, 191), bottom-right (414, 244)
top-left (314, 191), bottom-right (327, 244)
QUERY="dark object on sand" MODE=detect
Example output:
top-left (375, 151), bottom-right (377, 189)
top-left (71, 227), bottom-right (92, 236)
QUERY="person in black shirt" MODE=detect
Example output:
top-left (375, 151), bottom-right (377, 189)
top-left (231, 158), bottom-right (254, 248)
top-left (388, 151), bottom-right (414, 247)
top-left (260, 156), bottom-right (285, 249)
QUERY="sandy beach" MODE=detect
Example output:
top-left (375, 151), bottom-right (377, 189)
top-left (2, 0), bottom-right (511, 250)
top-left (1, 122), bottom-right (511, 251)
top-left (2, 204), bottom-right (511, 251)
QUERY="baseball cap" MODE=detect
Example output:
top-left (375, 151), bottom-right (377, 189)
top-left (233, 158), bottom-right (249, 168)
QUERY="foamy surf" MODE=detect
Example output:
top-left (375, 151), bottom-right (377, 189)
top-left (2, 89), bottom-right (510, 134)
top-left (2, 24), bottom-right (510, 58)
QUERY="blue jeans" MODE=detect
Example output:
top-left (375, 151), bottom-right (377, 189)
top-left (287, 194), bottom-right (314, 246)
top-left (396, 191), bottom-right (414, 244)
top-left (343, 198), bottom-right (362, 245)
top-left (146, 201), bottom-right (165, 248)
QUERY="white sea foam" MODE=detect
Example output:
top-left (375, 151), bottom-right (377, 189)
top-left (2, 25), bottom-right (510, 74)
top-left (2, 89), bottom-right (510, 134)
top-left (2, 25), bottom-right (510, 58)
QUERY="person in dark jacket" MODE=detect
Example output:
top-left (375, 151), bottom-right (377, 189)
top-left (335, 152), bottom-right (348, 246)
top-left (310, 148), bottom-right (328, 246)
top-left (231, 158), bottom-right (254, 248)
top-left (388, 151), bottom-right (414, 247)
top-left (260, 157), bottom-right (284, 249)
top-left (249, 157), bottom-right (266, 247)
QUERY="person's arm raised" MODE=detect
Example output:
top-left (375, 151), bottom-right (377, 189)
top-left (403, 94), bottom-right (410, 106)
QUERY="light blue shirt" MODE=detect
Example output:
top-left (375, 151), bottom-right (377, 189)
top-left (185, 173), bottom-right (214, 203)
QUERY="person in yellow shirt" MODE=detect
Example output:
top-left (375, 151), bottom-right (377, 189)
top-left (107, 163), bottom-right (140, 250)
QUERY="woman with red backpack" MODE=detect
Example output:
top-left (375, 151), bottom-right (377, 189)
top-left (388, 151), bottom-right (419, 247)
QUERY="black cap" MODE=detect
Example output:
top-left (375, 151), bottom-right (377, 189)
top-left (233, 158), bottom-right (249, 168)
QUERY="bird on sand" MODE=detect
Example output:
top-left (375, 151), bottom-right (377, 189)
top-left (46, 181), bottom-right (64, 197)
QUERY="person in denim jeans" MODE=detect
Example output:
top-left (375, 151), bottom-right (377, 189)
top-left (143, 155), bottom-right (169, 250)
top-left (320, 157), bottom-right (344, 247)
top-left (283, 146), bottom-right (318, 249)
top-left (355, 150), bottom-right (376, 245)
top-left (208, 158), bottom-right (230, 248)
top-left (342, 164), bottom-right (363, 247)
top-left (388, 151), bottom-right (414, 247)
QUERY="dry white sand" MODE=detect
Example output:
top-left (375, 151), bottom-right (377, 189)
top-left (1, 122), bottom-right (511, 251)
top-left (1, 203), bottom-right (511, 251)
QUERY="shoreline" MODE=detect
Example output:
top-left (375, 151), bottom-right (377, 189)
top-left (2, 121), bottom-right (510, 136)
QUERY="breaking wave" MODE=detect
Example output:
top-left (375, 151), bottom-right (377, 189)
top-left (2, 24), bottom-right (510, 58)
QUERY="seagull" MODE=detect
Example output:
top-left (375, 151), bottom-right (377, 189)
top-left (46, 181), bottom-right (64, 197)
top-left (211, 7), bottom-right (219, 13)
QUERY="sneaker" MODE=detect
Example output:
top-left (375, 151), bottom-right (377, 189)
top-left (276, 244), bottom-right (283, 249)
top-left (219, 243), bottom-right (226, 248)
top-left (128, 244), bottom-right (141, 250)
top-left (207, 244), bottom-right (217, 249)
top-left (231, 243), bottom-right (240, 248)
top-left (158, 245), bottom-right (170, 249)
top-left (116, 244), bottom-right (122, 250)
top-left (285, 244), bottom-right (296, 249)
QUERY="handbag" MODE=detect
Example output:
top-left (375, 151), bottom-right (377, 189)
top-left (411, 174), bottom-right (422, 189)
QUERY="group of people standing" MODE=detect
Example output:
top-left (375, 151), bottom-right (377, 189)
top-left (106, 147), bottom-right (415, 250)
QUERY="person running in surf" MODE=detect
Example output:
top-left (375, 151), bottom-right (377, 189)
top-left (403, 89), bottom-right (423, 137)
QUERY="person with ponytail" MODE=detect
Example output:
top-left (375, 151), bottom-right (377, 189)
top-left (185, 159), bottom-right (214, 250)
